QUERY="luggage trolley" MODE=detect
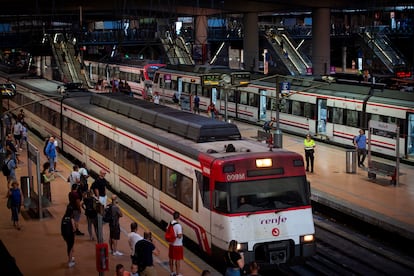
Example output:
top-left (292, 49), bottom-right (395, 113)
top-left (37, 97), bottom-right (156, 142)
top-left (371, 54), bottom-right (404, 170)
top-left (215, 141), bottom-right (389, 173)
top-left (367, 120), bottom-right (400, 186)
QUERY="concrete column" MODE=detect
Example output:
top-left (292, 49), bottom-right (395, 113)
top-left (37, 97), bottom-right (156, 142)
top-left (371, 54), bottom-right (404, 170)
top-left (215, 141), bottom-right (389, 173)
top-left (342, 46), bottom-right (347, 72)
top-left (243, 12), bottom-right (259, 72)
top-left (312, 8), bottom-right (331, 76)
top-left (195, 15), bottom-right (208, 64)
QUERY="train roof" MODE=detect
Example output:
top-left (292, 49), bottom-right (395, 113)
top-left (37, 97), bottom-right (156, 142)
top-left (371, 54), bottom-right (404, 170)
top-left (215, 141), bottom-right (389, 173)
top-left (370, 88), bottom-right (414, 109)
top-left (89, 93), bottom-right (241, 143)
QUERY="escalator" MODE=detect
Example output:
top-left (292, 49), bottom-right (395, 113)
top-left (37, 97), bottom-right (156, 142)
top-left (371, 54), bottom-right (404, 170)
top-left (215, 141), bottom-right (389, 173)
top-left (160, 32), bottom-right (194, 65)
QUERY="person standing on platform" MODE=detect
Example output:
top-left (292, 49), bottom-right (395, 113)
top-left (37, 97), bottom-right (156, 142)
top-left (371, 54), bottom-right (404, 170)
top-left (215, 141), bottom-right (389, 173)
top-left (82, 191), bottom-right (98, 241)
top-left (109, 195), bottom-right (123, 256)
top-left (61, 204), bottom-right (76, 268)
top-left (45, 136), bottom-right (57, 172)
top-left (304, 134), bottom-right (316, 173)
top-left (6, 134), bottom-right (19, 165)
top-left (353, 129), bottom-right (367, 167)
top-left (168, 211), bottom-right (183, 276)
top-left (207, 102), bottom-right (218, 120)
top-left (223, 239), bottom-right (245, 276)
top-left (4, 151), bottom-right (17, 183)
top-left (41, 162), bottom-right (55, 202)
top-left (133, 231), bottom-right (160, 276)
top-left (193, 94), bottom-right (200, 114)
top-left (128, 222), bottom-right (143, 259)
top-left (68, 165), bottom-right (81, 187)
top-left (21, 123), bottom-right (28, 150)
top-left (78, 162), bottom-right (89, 194)
top-left (91, 169), bottom-right (108, 207)
top-left (68, 184), bottom-right (84, 236)
top-left (8, 180), bottom-right (23, 230)
top-left (12, 119), bottom-right (23, 150)
top-left (52, 136), bottom-right (59, 171)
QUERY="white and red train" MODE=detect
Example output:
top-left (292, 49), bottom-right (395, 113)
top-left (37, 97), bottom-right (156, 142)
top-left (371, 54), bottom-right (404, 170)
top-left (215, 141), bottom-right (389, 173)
top-left (85, 60), bottom-right (414, 160)
top-left (9, 77), bottom-right (316, 269)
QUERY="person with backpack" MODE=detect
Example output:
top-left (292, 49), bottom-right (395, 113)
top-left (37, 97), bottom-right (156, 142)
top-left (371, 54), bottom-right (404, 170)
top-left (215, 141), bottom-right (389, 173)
top-left (82, 191), bottom-right (98, 241)
top-left (68, 184), bottom-right (84, 236)
top-left (78, 163), bottom-right (89, 194)
top-left (263, 117), bottom-right (276, 133)
top-left (8, 180), bottom-right (23, 230)
top-left (61, 204), bottom-right (76, 268)
top-left (168, 211), bottom-right (183, 276)
top-left (3, 151), bottom-right (17, 183)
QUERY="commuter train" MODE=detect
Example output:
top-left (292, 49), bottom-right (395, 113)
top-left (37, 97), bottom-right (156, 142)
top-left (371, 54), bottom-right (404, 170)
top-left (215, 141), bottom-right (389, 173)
top-left (84, 61), bottom-right (414, 160)
top-left (8, 78), bottom-right (316, 268)
top-left (85, 59), bottom-right (165, 99)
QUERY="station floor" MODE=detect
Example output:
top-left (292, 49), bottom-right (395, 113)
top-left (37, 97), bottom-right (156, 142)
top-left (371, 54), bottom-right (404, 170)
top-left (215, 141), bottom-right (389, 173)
top-left (0, 133), bottom-right (219, 276)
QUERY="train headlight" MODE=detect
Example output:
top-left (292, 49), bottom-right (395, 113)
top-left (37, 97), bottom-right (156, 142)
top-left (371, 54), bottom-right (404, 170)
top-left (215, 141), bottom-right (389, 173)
top-left (301, 234), bottom-right (314, 243)
top-left (256, 158), bottom-right (272, 168)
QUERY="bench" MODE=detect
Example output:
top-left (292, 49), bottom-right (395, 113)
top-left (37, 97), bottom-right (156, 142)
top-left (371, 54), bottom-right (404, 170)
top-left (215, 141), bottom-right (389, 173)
top-left (367, 160), bottom-right (397, 185)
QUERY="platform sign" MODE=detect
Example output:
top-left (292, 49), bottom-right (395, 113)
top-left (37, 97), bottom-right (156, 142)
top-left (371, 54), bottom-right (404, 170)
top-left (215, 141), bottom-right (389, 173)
top-left (280, 81), bottom-right (290, 95)
top-left (369, 120), bottom-right (398, 133)
top-left (164, 74), bottom-right (171, 83)
top-left (231, 72), bottom-right (250, 86)
top-left (202, 74), bottom-right (221, 86)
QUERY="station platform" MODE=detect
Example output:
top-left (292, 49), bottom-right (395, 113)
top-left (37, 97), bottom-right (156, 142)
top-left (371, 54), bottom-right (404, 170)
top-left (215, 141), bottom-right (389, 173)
top-left (237, 121), bottom-right (414, 240)
top-left (0, 133), bottom-right (218, 275)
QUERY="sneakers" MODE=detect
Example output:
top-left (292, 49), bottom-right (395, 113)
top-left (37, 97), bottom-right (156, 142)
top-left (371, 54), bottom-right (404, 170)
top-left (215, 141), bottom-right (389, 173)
top-left (68, 261), bottom-right (75, 268)
top-left (75, 230), bottom-right (85, 236)
top-left (113, 251), bottom-right (124, 256)
top-left (170, 273), bottom-right (176, 276)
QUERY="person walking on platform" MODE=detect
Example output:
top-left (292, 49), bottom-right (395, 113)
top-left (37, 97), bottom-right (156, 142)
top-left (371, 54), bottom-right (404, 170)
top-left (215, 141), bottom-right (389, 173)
top-left (78, 162), bottom-right (89, 194)
top-left (4, 151), bottom-right (17, 183)
top-left (304, 134), bottom-right (316, 173)
top-left (193, 94), bottom-right (200, 114)
top-left (353, 129), bottom-right (367, 167)
top-left (109, 195), bottom-right (123, 256)
top-left (207, 102), bottom-right (218, 120)
top-left (8, 180), bottom-right (23, 230)
top-left (168, 211), bottom-right (184, 276)
top-left (91, 169), bottom-right (108, 207)
top-left (224, 239), bottom-right (245, 276)
top-left (61, 204), bottom-right (76, 268)
top-left (45, 136), bottom-right (57, 172)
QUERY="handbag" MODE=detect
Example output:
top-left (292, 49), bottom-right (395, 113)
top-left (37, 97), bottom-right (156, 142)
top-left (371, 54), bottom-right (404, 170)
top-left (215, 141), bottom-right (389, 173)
top-left (7, 196), bottom-right (12, 209)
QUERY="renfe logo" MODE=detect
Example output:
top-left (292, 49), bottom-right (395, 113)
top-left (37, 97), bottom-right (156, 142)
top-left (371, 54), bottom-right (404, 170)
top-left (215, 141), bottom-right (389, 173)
top-left (226, 173), bottom-right (246, 181)
top-left (261, 215), bottom-right (287, 225)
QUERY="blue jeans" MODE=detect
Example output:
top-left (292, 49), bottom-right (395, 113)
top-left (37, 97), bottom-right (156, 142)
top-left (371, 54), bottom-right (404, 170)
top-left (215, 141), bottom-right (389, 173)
top-left (225, 267), bottom-right (241, 276)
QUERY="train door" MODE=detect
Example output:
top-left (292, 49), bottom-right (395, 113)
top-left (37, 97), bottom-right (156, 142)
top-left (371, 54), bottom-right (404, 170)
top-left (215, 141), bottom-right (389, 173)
top-left (259, 89), bottom-right (267, 121)
top-left (407, 113), bottom-right (414, 159)
top-left (317, 98), bottom-right (327, 135)
top-left (147, 149), bottom-right (161, 220)
top-left (111, 133), bottom-right (120, 192)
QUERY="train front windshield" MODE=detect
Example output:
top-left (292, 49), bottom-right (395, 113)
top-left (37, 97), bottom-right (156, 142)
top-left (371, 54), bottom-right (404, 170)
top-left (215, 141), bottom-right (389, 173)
top-left (214, 176), bottom-right (310, 214)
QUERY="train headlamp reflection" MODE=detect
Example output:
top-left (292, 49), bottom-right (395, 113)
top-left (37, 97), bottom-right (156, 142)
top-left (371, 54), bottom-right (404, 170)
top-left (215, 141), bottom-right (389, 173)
top-left (256, 158), bottom-right (272, 168)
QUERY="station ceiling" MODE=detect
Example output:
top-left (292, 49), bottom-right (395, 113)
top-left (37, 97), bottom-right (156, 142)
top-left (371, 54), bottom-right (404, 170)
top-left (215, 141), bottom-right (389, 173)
top-left (1, 0), bottom-right (413, 21)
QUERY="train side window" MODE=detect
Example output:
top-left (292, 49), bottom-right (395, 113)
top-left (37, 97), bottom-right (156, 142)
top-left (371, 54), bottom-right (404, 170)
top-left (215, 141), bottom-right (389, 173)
top-left (292, 101), bottom-right (304, 116)
top-left (280, 98), bottom-right (290, 113)
top-left (148, 159), bottom-right (161, 189)
top-left (345, 110), bottom-right (359, 127)
top-left (332, 107), bottom-right (343, 124)
top-left (303, 102), bottom-right (314, 119)
top-left (239, 91), bottom-right (248, 105)
top-left (163, 167), bottom-right (193, 208)
top-left (249, 94), bottom-right (258, 107)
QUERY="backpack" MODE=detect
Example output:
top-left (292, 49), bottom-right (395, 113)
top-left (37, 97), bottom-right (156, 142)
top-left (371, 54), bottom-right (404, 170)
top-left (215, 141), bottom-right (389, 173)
top-left (2, 160), bottom-right (11, 176)
top-left (263, 121), bottom-right (271, 131)
top-left (102, 204), bottom-right (113, 223)
top-left (165, 222), bottom-right (178, 243)
top-left (43, 140), bottom-right (49, 156)
top-left (61, 216), bottom-right (73, 237)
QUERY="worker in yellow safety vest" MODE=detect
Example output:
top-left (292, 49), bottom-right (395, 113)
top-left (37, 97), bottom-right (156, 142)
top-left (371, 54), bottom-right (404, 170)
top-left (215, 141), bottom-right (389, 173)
top-left (304, 134), bottom-right (316, 173)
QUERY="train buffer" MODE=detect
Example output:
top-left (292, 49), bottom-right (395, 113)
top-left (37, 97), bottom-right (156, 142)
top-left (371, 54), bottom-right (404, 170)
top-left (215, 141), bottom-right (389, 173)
top-left (367, 160), bottom-right (400, 186)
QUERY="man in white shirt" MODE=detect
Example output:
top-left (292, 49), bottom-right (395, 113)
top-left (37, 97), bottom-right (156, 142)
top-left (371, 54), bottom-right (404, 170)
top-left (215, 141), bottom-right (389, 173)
top-left (127, 222), bottom-right (143, 258)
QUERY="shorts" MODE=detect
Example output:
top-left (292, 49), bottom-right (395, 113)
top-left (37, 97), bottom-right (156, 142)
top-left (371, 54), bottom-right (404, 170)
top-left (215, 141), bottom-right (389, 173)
top-left (168, 245), bottom-right (183, 260)
top-left (110, 224), bottom-right (120, 240)
top-left (73, 209), bottom-right (81, 222)
top-left (14, 134), bottom-right (22, 141)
